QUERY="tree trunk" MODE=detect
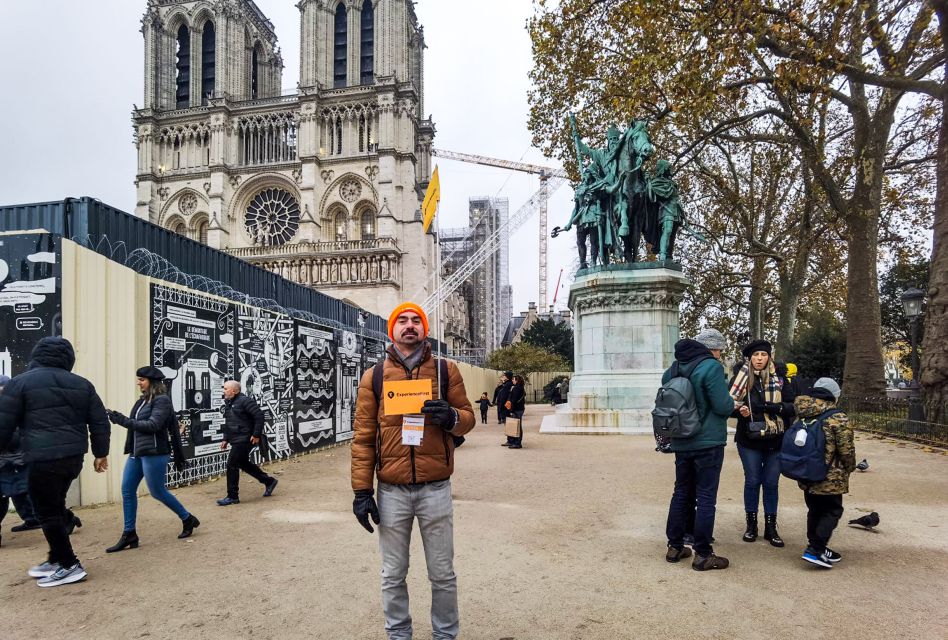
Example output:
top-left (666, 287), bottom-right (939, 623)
top-left (920, 2), bottom-right (948, 424)
top-left (748, 256), bottom-right (766, 339)
top-left (775, 262), bottom-right (805, 357)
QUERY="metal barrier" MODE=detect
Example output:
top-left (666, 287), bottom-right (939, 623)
top-left (839, 396), bottom-right (948, 447)
top-left (0, 196), bottom-right (445, 353)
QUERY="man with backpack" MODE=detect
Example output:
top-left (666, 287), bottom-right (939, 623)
top-left (784, 378), bottom-right (855, 569)
top-left (351, 302), bottom-right (476, 640)
top-left (658, 329), bottom-right (737, 571)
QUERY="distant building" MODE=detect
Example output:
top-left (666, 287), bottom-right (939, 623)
top-left (502, 302), bottom-right (571, 347)
top-left (440, 197), bottom-right (511, 363)
top-left (132, 0), bottom-right (436, 320)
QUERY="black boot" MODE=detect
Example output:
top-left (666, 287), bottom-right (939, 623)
top-left (66, 513), bottom-right (82, 535)
top-left (764, 513), bottom-right (784, 547)
top-left (743, 511), bottom-right (758, 542)
top-left (178, 514), bottom-right (200, 539)
top-left (106, 530), bottom-right (140, 553)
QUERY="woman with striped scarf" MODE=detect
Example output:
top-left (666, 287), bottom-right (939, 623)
top-left (729, 340), bottom-right (795, 547)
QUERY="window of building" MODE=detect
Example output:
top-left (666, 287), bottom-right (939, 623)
top-left (196, 219), bottom-right (209, 244)
top-left (251, 44), bottom-right (261, 99)
top-left (335, 116), bottom-right (343, 155)
top-left (201, 23), bottom-right (216, 104)
top-left (360, 0), bottom-right (374, 85)
top-left (359, 115), bottom-right (366, 153)
top-left (361, 209), bottom-right (376, 240)
top-left (175, 24), bottom-right (191, 108)
top-left (333, 4), bottom-right (347, 88)
top-left (334, 211), bottom-right (348, 241)
top-left (171, 220), bottom-right (187, 236)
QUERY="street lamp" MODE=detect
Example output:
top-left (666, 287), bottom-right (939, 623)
top-left (900, 286), bottom-right (926, 425)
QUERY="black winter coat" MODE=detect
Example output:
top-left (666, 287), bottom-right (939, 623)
top-left (508, 384), bottom-right (526, 413)
top-left (0, 337), bottom-right (110, 463)
top-left (493, 381), bottom-right (512, 407)
top-left (732, 374), bottom-right (796, 452)
top-left (120, 395), bottom-right (186, 463)
top-left (223, 393), bottom-right (265, 445)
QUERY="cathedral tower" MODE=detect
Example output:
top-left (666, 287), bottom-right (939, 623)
top-left (133, 0), bottom-right (436, 317)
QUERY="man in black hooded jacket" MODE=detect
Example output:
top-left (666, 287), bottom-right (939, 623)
top-left (0, 337), bottom-right (110, 587)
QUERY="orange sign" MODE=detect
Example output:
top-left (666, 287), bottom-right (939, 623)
top-left (382, 379), bottom-right (432, 416)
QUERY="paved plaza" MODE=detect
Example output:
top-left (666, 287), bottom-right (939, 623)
top-left (2, 405), bottom-right (946, 640)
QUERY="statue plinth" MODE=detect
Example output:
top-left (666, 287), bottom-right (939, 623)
top-left (541, 263), bottom-right (690, 435)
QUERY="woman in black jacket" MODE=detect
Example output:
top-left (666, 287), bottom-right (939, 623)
top-left (505, 375), bottom-right (527, 449)
top-left (729, 340), bottom-right (795, 547)
top-left (104, 367), bottom-right (199, 552)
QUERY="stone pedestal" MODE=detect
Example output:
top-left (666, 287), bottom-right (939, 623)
top-left (541, 264), bottom-right (690, 435)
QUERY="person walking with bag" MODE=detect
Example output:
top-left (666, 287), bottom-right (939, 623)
top-left (216, 380), bottom-right (279, 506)
top-left (505, 375), bottom-right (526, 449)
top-left (729, 340), bottom-right (795, 548)
top-left (351, 302), bottom-right (476, 640)
top-left (0, 337), bottom-right (109, 587)
top-left (104, 366), bottom-right (199, 552)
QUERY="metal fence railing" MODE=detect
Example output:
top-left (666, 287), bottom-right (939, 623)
top-left (838, 396), bottom-right (948, 447)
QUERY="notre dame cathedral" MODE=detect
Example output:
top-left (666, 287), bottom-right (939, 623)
top-left (132, 0), bottom-right (437, 317)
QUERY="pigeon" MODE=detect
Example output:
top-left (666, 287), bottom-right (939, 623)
top-left (856, 459), bottom-right (869, 471)
top-left (848, 512), bottom-right (880, 529)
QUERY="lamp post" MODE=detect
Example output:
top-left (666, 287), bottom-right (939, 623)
top-left (900, 286), bottom-right (925, 425)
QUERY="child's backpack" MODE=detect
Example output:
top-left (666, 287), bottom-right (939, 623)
top-left (652, 361), bottom-right (702, 440)
top-left (778, 409), bottom-right (841, 482)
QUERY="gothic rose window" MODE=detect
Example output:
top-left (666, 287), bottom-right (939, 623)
top-left (245, 188), bottom-right (301, 246)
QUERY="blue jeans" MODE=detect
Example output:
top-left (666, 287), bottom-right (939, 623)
top-left (378, 480), bottom-right (458, 640)
top-left (666, 446), bottom-right (725, 557)
top-left (737, 445), bottom-right (780, 514)
top-left (122, 455), bottom-right (190, 532)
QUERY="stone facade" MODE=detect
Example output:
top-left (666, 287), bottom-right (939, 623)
top-left (133, 0), bottom-right (437, 319)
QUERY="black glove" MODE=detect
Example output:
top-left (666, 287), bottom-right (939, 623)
top-left (107, 410), bottom-right (127, 426)
top-left (173, 453), bottom-right (188, 473)
top-left (764, 402), bottom-right (783, 415)
top-left (353, 489), bottom-right (380, 533)
top-left (421, 399), bottom-right (457, 431)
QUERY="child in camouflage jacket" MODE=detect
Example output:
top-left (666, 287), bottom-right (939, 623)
top-left (793, 378), bottom-right (856, 569)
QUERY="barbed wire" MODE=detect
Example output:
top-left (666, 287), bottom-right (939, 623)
top-left (71, 234), bottom-right (390, 343)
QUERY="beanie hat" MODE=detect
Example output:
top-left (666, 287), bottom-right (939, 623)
top-left (810, 377), bottom-right (841, 402)
top-left (136, 366), bottom-right (166, 381)
top-left (695, 328), bottom-right (727, 351)
top-left (388, 303), bottom-right (429, 341)
top-left (786, 363), bottom-right (798, 378)
top-left (0, 374), bottom-right (10, 386)
top-left (504, 371), bottom-right (514, 380)
top-left (741, 339), bottom-right (772, 359)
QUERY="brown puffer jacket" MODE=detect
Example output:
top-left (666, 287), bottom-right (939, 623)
top-left (351, 343), bottom-right (475, 491)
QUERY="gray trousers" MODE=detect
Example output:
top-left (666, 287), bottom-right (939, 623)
top-left (378, 479), bottom-right (458, 640)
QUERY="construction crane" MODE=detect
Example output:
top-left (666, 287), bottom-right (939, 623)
top-left (426, 149), bottom-right (569, 314)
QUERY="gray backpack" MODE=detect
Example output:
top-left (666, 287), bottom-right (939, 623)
top-left (652, 361), bottom-right (702, 439)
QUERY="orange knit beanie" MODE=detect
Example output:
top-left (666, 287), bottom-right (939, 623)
top-left (388, 303), bottom-right (429, 341)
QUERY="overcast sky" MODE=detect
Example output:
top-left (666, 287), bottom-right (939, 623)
top-left (0, 0), bottom-right (575, 315)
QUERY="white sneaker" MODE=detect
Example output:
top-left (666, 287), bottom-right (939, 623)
top-left (36, 562), bottom-right (87, 587)
top-left (28, 561), bottom-right (60, 578)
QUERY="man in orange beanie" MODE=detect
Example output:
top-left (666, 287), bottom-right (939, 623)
top-left (352, 303), bottom-right (475, 640)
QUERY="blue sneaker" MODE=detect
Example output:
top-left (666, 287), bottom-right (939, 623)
top-left (28, 561), bottom-right (60, 578)
top-left (821, 548), bottom-right (842, 564)
top-left (802, 547), bottom-right (833, 568)
top-left (216, 497), bottom-right (240, 506)
top-left (37, 562), bottom-right (87, 587)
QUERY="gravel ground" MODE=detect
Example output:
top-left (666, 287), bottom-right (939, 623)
top-left (2, 404), bottom-right (946, 640)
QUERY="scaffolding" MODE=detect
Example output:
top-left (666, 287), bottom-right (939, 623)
top-left (440, 196), bottom-right (511, 364)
